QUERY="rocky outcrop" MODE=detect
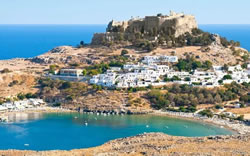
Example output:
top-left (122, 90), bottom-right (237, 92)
top-left (60, 90), bottom-right (153, 115)
top-left (92, 11), bottom-right (198, 45)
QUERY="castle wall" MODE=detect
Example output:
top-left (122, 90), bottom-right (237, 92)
top-left (144, 16), bottom-right (160, 32)
top-left (174, 15), bottom-right (197, 37)
top-left (126, 20), bottom-right (144, 33)
top-left (91, 12), bottom-right (198, 45)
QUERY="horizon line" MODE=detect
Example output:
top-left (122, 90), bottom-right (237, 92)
top-left (0, 23), bottom-right (250, 25)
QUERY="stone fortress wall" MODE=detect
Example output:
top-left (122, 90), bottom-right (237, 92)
top-left (91, 11), bottom-right (198, 45)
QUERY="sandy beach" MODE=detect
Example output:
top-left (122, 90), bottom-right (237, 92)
top-left (152, 110), bottom-right (250, 135)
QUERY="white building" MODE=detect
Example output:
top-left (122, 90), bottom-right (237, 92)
top-left (60, 69), bottom-right (83, 77)
top-left (142, 55), bottom-right (178, 64)
top-left (0, 105), bottom-right (8, 112)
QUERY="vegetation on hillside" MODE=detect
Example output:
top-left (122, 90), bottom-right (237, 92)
top-left (174, 55), bottom-right (213, 71)
top-left (147, 82), bottom-right (250, 110)
top-left (38, 78), bottom-right (91, 102)
top-left (82, 55), bottom-right (128, 76)
top-left (104, 26), bottom-right (241, 51)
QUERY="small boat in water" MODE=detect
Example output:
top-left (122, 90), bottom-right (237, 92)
top-left (24, 144), bottom-right (29, 146)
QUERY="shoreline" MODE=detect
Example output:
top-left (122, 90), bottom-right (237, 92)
top-left (151, 110), bottom-right (250, 135)
top-left (0, 107), bottom-right (250, 155)
top-left (0, 106), bottom-right (76, 117)
top-left (2, 106), bottom-right (249, 135)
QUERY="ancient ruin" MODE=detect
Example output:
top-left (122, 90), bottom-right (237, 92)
top-left (91, 11), bottom-right (198, 45)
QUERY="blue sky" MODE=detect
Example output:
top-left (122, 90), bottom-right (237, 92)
top-left (1, 0), bottom-right (249, 24)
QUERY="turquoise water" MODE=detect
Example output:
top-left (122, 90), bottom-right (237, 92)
top-left (0, 24), bottom-right (249, 60)
top-left (0, 113), bottom-right (234, 151)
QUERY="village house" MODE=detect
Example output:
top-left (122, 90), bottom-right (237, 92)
top-left (142, 55), bottom-right (178, 64)
top-left (60, 69), bottom-right (83, 77)
top-left (1, 99), bottom-right (45, 111)
top-left (83, 55), bottom-right (250, 89)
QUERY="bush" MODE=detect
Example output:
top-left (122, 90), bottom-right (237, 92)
top-left (215, 105), bottom-right (223, 109)
top-left (17, 93), bottom-right (25, 100)
top-left (175, 55), bottom-right (212, 72)
top-left (25, 93), bottom-right (37, 99)
top-left (1, 68), bottom-right (11, 73)
top-left (223, 75), bottom-right (232, 80)
top-left (9, 80), bottom-right (19, 87)
top-left (53, 102), bottom-right (61, 107)
top-left (199, 109), bottom-right (213, 118)
top-left (49, 65), bottom-right (59, 74)
top-left (236, 115), bottom-right (244, 121)
top-left (121, 49), bottom-right (129, 56)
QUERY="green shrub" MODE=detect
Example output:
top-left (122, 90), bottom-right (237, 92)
top-left (199, 109), bottom-right (213, 118)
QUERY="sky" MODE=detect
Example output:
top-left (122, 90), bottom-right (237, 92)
top-left (0, 0), bottom-right (250, 25)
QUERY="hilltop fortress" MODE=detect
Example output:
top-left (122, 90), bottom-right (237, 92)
top-left (92, 11), bottom-right (198, 45)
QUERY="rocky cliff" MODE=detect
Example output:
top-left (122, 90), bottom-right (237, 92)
top-left (91, 11), bottom-right (197, 45)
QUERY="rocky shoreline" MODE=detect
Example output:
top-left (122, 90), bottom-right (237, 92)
top-left (78, 107), bottom-right (153, 115)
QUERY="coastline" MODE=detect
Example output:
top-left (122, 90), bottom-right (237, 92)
top-left (2, 106), bottom-right (249, 135)
top-left (0, 107), bottom-right (250, 156)
top-left (151, 110), bottom-right (250, 135)
top-left (0, 106), bottom-right (76, 118)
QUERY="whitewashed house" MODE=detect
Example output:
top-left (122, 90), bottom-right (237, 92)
top-left (228, 65), bottom-right (243, 72)
top-left (142, 55), bottom-right (178, 64)
top-left (60, 69), bottom-right (83, 77)
top-left (0, 105), bottom-right (8, 112)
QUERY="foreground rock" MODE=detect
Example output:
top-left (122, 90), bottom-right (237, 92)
top-left (1, 133), bottom-right (250, 156)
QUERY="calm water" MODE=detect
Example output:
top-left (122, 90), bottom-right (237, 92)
top-left (0, 25), bottom-right (106, 60)
top-left (0, 112), bottom-right (233, 151)
top-left (0, 24), bottom-right (249, 60)
top-left (200, 24), bottom-right (250, 51)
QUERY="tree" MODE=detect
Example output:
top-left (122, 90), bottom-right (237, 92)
top-left (242, 54), bottom-right (249, 62)
top-left (25, 93), bottom-right (37, 99)
top-left (202, 60), bottom-right (212, 70)
top-left (215, 104), bottom-right (223, 109)
top-left (199, 109), bottom-right (213, 118)
top-left (49, 65), bottom-right (59, 74)
top-left (184, 77), bottom-right (191, 81)
top-left (82, 69), bottom-right (87, 76)
top-left (214, 94), bottom-right (222, 103)
top-left (223, 75), bottom-right (232, 80)
top-left (197, 93), bottom-right (205, 104)
top-left (60, 81), bottom-right (72, 89)
top-left (17, 93), bottom-right (25, 100)
top-left (121, 49), bottom-right (129, 56)
top-left (236, 115), bottom-right (244, 121)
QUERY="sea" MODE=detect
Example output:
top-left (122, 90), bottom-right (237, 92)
top-left (0, 24), bottom-right (249, 60)
top-left (0, 113), bottom-right (234, 150)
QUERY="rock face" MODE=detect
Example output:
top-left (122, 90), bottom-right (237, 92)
top-left (92, 11), bottom-right (198, 45)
